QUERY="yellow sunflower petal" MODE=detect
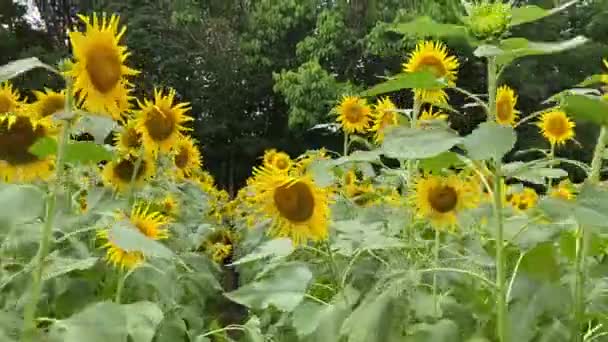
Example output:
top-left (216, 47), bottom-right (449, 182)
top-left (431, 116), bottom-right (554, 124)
top-left (495, 85), bottom-right (519, 125)
top-left (101, 154), bottom-right (156, 193)
top-left (336, 95), bottom-right (371, 134)
top-left (371, 97), bottom-right (398, 143)
top-left (537, 110), bottom-right (575, 146)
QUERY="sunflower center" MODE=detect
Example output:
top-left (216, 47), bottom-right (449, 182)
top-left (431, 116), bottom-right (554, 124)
top-left (174, 147), bottom-right (190, 169)
top-left (273, 181), bottom-right (315, 222)
top-left (418, 56), bottom-right (448, 78)
top-left (85, 46), bottom-right (122, 94)
top-left (496, 98), bottom-right (512, 121)
top-left (0, 95), bottom-right (14, 114)
top-left (0, 116), bottom-right (46, 165)
top-left (275, 158), bottom-right (288, 170)
top-left (428, 185), bottom-right (458, 213)
top-left (381, 113), bottom-right (395, 128)
top-left (40, 95), bottom-right (65, 117)
top-left (113, 158), bottom-right (146, 182)
top-left (545, 116), bottom-right (568, 137)
top-left (345, 105), bottom-right (365, 124)
top-left (144, 107), bottom-right (176, 141)
top-left (123, 127), bottom-right (142, 149)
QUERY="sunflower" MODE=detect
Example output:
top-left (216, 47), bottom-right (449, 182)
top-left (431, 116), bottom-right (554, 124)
top-left (412, 174), bottom-right (477, 229)
top-left (68, 13), bottom-right (138, 120)
top-left (0, 115), bottom-right (55, 182)
top-left (403, 40), bottom-right (459, 105)
top-left (160, 194), bottom-right (179, 217)
top-left (293, 148), bottom-right (329, 176)
top-left (251, 167), bottom-right (330, 245)
top-left (336, 95), bottom-right (371, 134)
top-left (466, 2), bottom-right (511, 39)
top-left (114, 119), bottom-right (143, 156)
top-left (262, 148), bottom-right (278, 166)
top-left (495, 85), bottom-right (518, 125)
top-left (173, 136), bottom-right (202, 179)
top-left (537, 110), bottom-right (575, 146)
top-left (418, 106), bottom-right (448, 126)
top-left (0, 82), bottom-right (24, 115)
top-left (136, 88), bottom-right (192, 154)
top-left (270, 151), bottom-right (292, 172)
top-left (31, 88), bottom-right (65, 119)
top-left (97, 202), bottom-right (170, 269)
top-left (371, 97), bottom-right (398, 143)
top-left (101, 154), bottom-right (155, 193)
top-left (202, 228), bottom-right (239, 264)
top-left (508, 187), bottom-right (538, 211)
top-left (549, 180), bottom-right (575, 201)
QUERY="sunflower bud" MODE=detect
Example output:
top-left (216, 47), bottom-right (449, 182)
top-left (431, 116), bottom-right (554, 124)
top-left (466, 2), bottom-right (511, 40)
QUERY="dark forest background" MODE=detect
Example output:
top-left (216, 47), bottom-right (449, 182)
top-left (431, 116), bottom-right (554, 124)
top-left (2, 0), bottom-right (607, 195)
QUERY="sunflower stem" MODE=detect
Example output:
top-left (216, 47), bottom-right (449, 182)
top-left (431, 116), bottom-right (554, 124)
top-left (115, 270), bottom-right (127, 304)
top-left (343, 132), bottom-right (349, 156)
top-left (21, 79), bottom-right (74, 342)
top-left (487, 57), bottom-right (498, 122)
top-left (492, 168), bottom-right (508, 342)
top-left (548, 143), bottom-right (556, 188)
top-left (407, 98), bottom-right (422, 184)
top-left (572, 126), bottom-right (607, 340)
top-left (127, 147), bottom-right (145, 206)
top-left (433, 228), bottom-right (440, 316)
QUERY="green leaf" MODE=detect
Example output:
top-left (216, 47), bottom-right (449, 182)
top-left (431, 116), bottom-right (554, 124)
top-left (360, 71), bottom-right (445, 97)
top-left (510, 1), bottom-right (577, 27)
top-left (390, 17), bottom-right (471, 41)
top-left (419, 152), bottom-right (464, 174)
top-left (230, 238), bottom-right (294, 266)
top-left (49, 302), bottom-right (127, 342)
top-left (463, 122), bottom-right (516, 161)
top-left (573, 184), bottom-right (608, 230)
top-left (561, 94), bottom-right (608, 126)
top-left (302, 286), bottom-right (360, 342)
top-left (122, 302), bottom-right (164, 342)
top-left (243, 316), bottom-right (265, 342)
top-left (520, 242), bottom-right (560, 282)
top-left (108, 221), bottom-right (174, 259)
top-left (0, 57), bottom-right (56, 82)
top-left (334, 150), bottom-right (381, 164)
top-left (474, 36), bottom-right (589, 68)
top-left (0, 184), bottom-right (45, 225)
top-left (65, 142), bottom-right (114, 164)
top-left (502, 161), bottom-right (568, 185)
top-left (333, 219), bottom-right (404, 256)
top-left (341, 285), bottom-right (397, 342)
top-left (292, 301), bottom-right (325, 338)
top-left (30, 139), bottom-right (114, 164)
top-left (74, 115), bottom-right (117, 144)
top-left (28, 136), bottom-right (58, 159)
top-left (411, 291), bottom-right (441, 319)
top-left (224, 262), bottom-right (312, 312)
top-left (559, 231), bottom-right (604, 261)
top-left (42, 256), bottom-right (98, 281)
top-left (577, 74), bottom-right (606, 87)
top-left (405, 319), bottom-right (459, 342)
top-left (381, 126), bottom-right (463, 160)
top-left (309, 159), bottom-right (336, 187)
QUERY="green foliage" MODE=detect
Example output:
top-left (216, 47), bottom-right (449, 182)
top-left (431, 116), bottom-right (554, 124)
top-left (382, 125), bottom-right (463, 160)
top-left (463, 122), bottom-right (516, 161)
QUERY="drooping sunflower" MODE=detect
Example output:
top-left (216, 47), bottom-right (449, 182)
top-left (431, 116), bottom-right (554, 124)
top-left (403, 40), bottom-right (459, 104)
top-left (495, 85), bottom-right (519, 125)
top-left (101, 154), bottom-right (155, 192)
top-left (418, 106), bottom-right (448, 126)
top-left (201, 228), bottom-right (240, 264)
top-left (371, 97), bottom-right (398, 143)
top-left (336, 95), bottom-right (372, 134)
top-left (537, 110), bottom-right (575, 146)
top-left (68, 13), bottom-right (138, 120)
top-left (412, 174), bottom-right (477, 229)
top-left (0, 115), bottom-right (55, 182)
top-left (97, 202), bottom-right (170, 270)
top-left (0, 82), bottom-right (24, 115)
top-left (31, 88), bottom-right (66, 119)
top-left (251, 167), bottom-right (330, 245)
top-left (172, 136), bottom-right (202, 179)
top-left (136, 88), bottom-right (192, 154)
top-left (114, 119), bottom-right (143, 156)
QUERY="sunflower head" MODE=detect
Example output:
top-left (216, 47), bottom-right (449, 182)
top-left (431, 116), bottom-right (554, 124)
top-left (508, 187), bottom-right (538, 211)
top-left (293, 148), bottom-right (329, 176)
top-left (0, 115), bottom-right (55, 182)
top-left (550, 180), bottom-right (576, 201)
top-left (97, 202), bottom-right (169, 270)
top-left (371, 97), bottom-right (398, 143)
top-left (418, 106), bottom-right (448, 127)
top-left (403, 40), bottom-right (459, 105)
top-left (537, 110), bottom-right (575, 146)
top-left (159, 194), bottom-right (179, 217)
top-left (271, 151), bottom-right (292, 172)
top-left (114, 119), bottom-right (143, 156)
top-left (336, 95), bottom-right (372, 134)
top-left (202, 228), bottom-right (239, 264)
top-left (494, 85), bottom-right (519, 125)
top-left (101, 154), bottom-right (156, 193)
top-left (262, 148), bottom-right (278, 166)
top-left (412, 174), bottom-right (478, 229)
top-left (466, 2), bottom-right (511, 40)
top-left (68, 13), bottom-right (139, 120)
top-left (136, 88), bottom-right (193, 154)
top-left (32, 88), bottom-right (66, 119)
top-left (173, 136), bottom-right (202, 179)
top-left (0, 82), bottom-right (24, 115)
top-left (251, 169), bottom-right (330, 245)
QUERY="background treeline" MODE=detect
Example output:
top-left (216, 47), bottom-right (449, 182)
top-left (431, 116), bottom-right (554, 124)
top-left (2, 0), bottom-right (607, 194)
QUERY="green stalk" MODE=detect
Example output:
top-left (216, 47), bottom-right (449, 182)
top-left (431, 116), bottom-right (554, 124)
top-left (407, 97), bottom-right (422, 184)
top-left (487, 56), bottom-right (507, 342)
top-left (21, 80), bottom-right (74, 342)
top-left (343, 131), bottom-right (349, 156)
top-left (573, 126), bottom-right (607, 340)
top-left (548, 143), bottom-right (556, 188)
top-left (433, 229), bottom-right (440, 316)
top-left (127, 147), bottom-right (144, 206)
top-left (115, 271), bottom-right (126, 304)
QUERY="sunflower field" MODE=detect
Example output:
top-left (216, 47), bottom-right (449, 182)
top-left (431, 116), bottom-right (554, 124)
top-left (2, 2), bottom-right (608, 342)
